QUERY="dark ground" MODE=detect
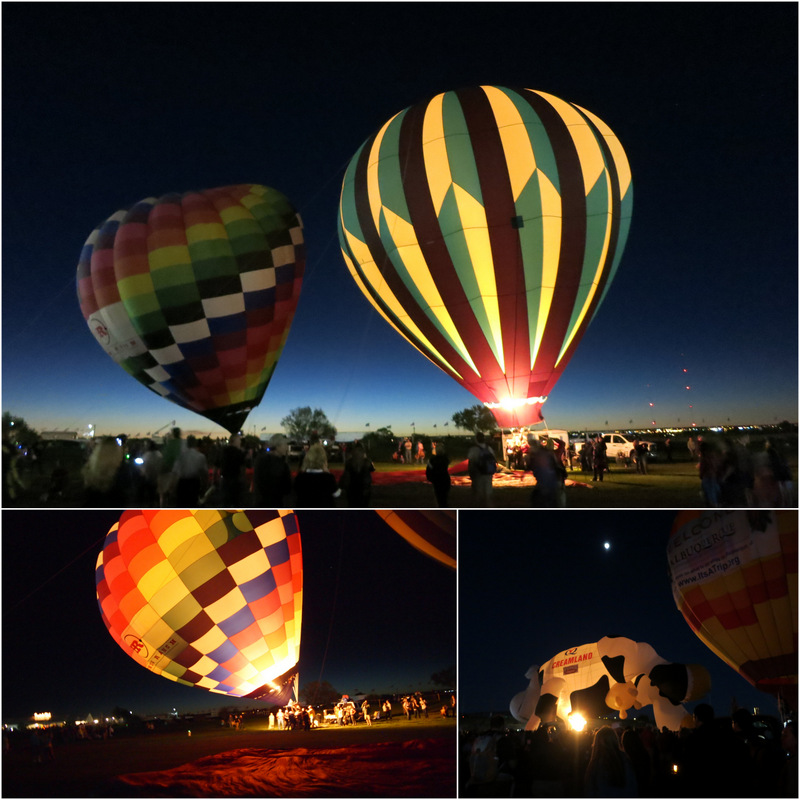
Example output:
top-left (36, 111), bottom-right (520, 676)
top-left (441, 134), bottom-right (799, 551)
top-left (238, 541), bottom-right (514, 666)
top-left (2, 717), bottom-right (456, 798)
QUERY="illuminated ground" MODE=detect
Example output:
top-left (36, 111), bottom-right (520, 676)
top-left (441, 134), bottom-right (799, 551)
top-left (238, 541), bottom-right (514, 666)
top-left (2, 717), bottom-right (456, 798)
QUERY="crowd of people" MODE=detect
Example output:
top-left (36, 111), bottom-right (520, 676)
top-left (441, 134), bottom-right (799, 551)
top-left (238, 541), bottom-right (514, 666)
top-left (266, 704), bottom-right (318, 731)
top-left (3, 428), bottom-right (384, 509)
top-left (461, 706), bottom-right (797, 798)
top-left (462, 429), bottom-right (796, 509)
top-left (3, 423), bottom-right (795, 509)
top-left (692, 436), bottom-right (794, 507)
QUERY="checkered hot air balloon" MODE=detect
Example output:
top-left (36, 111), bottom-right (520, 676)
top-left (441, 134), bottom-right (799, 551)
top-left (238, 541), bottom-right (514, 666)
top-left (95, 510), bottom-right (302, 704)
top-left (668, 510), bottom-right (797, 710)
top-left (77, 184), bottom-right (304, 434)
top-left (338, 87), bottom-right (632, 428)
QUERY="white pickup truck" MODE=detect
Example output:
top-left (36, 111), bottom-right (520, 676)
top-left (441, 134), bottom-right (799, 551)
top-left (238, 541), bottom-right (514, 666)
top-left (573, 433), bottom-right (656, 461)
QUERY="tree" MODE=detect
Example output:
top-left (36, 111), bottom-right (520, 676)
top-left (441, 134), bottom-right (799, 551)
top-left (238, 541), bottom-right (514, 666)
top-left (2, 412), bottom-right (40, 447)
top-left (430, 666), bottom-right (456, 689)
top-left (451, 405), bottom-right (497, 434)
top-left (280, 407), bottom-right (337, 441)
top-left (362, 426), bottom-right (394, 458)
top-left (300, 680), bottom-right (340, 706)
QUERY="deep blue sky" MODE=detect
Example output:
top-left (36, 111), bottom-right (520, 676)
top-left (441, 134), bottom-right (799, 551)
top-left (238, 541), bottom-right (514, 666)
top-left (458, 510), bottom-right (787, 720)
top-left (2, 3), bottom-right (797, 438)
top-left (1, 510), bottom-right (456, 722)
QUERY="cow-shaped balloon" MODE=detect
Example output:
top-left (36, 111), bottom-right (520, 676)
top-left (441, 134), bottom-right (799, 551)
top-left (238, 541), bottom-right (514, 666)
top-left (510, 636), bottom-right (710, 731)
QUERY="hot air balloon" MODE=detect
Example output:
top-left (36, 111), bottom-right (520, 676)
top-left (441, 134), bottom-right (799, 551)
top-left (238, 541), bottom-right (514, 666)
top-left (77, 184), bottom-right (305, 434)
top-left (95, 509), bottom-right (302, 704)
top-left (509, 636), bottom-right (709, 732)
top-left (668, 510), bottom-right (797, 710)
top-left (375, 510), bottom-right (456, 569)
top-left (338, 86), bottom-right (632, 427)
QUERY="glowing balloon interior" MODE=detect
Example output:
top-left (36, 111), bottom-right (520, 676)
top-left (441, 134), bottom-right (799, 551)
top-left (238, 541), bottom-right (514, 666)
top-left (77, 184), bottom-right (305, 434)
top-left (376, 510), bottom-right (456, 569)
top-left (510, 636), bottom-right (710, 732)
top-left (96, 510), bottom-right (302, 704)
top-left (338, 86), bottom-right (632, 427)
top-left (668, 510), bottom-right (797, 708)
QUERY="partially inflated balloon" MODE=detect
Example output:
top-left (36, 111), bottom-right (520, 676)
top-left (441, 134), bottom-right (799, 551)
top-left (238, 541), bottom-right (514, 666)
top-left (668, 510), bottom-right (797, 708)
top-left (509, 636), bottom-right (708, 732)
top-left (376, 510), bottom-right (456, 569)
top-left (77, 184), bottom-right (304, 434)
top-left (96, 510), bottom-right (302, 703)
top-left (338, 87), bottom-right (632, 427)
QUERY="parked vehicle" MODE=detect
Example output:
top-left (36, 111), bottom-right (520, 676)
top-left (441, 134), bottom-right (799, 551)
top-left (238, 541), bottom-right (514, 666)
top-left (573, 433), bottom-right (657, 460)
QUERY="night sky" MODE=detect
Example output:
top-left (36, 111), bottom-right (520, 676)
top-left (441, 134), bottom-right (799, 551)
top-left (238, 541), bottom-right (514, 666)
top-left (2, 3), bottom-right (797, 438)
top-left (1, 510), bottom-right (456, 722)
top-left (458, 510), bottom-right (787, 720)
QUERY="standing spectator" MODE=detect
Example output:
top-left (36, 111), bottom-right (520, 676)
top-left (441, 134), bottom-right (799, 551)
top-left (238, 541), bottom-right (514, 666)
top-left (426, 446), bottom-right (452, 507)
top-left (580, 436), bottom-right (593, 472)
top-left (339, 443), bottom-right (375, 506)
top-left (404, 437), bottom-right (413, 464)
top-left (779, 718), bottom-right (797, 797)
top-left (719, 439), bottom-right (754, 507)
top-left (174, 436), bottom-right (208, 506)
top-left (82, 437), bottom-right (137, 506)
top-left (467, 432), bottom-right (496, 506)
top-left (584, 726), bottom-right (637, 797)
top-left (633, 438), bottom-right (648, 475)
top-left (698, 439), bottom-right (722, 506)
top-left (621, 728), bottom-right (651, 796)
top-left (294, 443), bottom-right (340, 506)
top-left (219, 434), bottom-right (246, 505)
top-left (139, 439), bottom-right (162, 506)
top-left (680, 702), bottom-right (750, 797)
top-left (528, 438), bottom-right (567, 507)
top-left (592, 435), bottom-right (608, 482)
top-left (253, 434), bottom-right (292, 505)
top-left (753, 439), bottom-right (794, 507)
top-left (159, 428), bottom-right (184, 506)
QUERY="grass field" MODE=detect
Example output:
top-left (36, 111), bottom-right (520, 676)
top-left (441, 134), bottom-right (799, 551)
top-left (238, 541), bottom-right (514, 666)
top-left (369, 459), bottom-right (797, 508)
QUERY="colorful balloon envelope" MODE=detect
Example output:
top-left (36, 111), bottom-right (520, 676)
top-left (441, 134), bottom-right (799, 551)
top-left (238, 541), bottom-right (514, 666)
top-left (668, 510), bottom-right (797, 707)
top-left (77, 184), bottom-right (305, 434)
top-left (338, 86), bottom-right (632, 427)
top-left (96, 510), bottom-right (302, 703)
top-left (376, 510), bottom-right (456, 569)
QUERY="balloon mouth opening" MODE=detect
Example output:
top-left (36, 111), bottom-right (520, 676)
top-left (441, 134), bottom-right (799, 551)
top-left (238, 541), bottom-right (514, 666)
top-left (484, 396), bottom-right (548, 412)
top-left (245, 667), bottom-right (298, 703)
top-left (485, 396), bottom-right (547, 426)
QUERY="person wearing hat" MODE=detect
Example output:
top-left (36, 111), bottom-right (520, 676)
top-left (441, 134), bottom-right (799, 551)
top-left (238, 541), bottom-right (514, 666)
top-left (253, 433), bottom-right (292, 505)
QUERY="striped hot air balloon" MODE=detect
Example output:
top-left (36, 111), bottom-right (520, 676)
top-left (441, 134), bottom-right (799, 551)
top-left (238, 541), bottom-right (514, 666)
top-left (338, 86), bottom-right (632, 427)
top-left (77, 184), bottom-right (305, 434)
top-left (96, 510), bottom-right (303, 704)
top-left (376, 510), bottom-right (456, 569)
top-left (668, 510), bottom-right (797, 709)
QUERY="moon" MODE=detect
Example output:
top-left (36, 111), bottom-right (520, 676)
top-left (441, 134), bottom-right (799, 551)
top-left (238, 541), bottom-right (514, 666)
top-left (603, 541), bottom-right (611, 551)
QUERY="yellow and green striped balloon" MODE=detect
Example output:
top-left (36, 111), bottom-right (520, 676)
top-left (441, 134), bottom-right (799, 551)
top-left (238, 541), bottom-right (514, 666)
top-left (338, 87), bottom-right (632, 427)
